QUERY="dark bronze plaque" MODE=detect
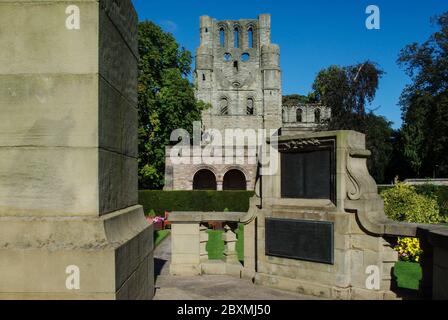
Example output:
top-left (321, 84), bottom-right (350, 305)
top-left (280, 139), bottom-right (336, 202)
top-left (265, 218), bottom-right (334, 264)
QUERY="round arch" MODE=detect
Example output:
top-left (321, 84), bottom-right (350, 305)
top-left (223, 169), bottom-right (247, 191)
top-left (193, 169), bottom-right (217, 190)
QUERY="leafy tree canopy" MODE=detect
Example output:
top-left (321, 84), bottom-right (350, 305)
top-left (310, 61), bottom-right (392, 183)
top-left (398, 12), bottom-right (448, 178)
top-left (138, 21), bottom-right (207, 189)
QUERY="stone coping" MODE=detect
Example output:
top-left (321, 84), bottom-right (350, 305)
top-left (169, 211), bottom-right (247, 223)
top-left (418, 225), bottom-right (448, 248)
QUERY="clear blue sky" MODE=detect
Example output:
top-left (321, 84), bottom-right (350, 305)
top-left (132, 0), bottom-right (447, 129)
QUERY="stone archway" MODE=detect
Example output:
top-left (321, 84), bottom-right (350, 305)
top-left (193, 169), bottom-right (217, 190)
top-left (223, 169), bottom-right (247, 190)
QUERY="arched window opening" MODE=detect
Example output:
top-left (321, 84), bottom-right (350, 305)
top-left (219, 28), bottom-right (225, 47)
top-left (247, 98), bottom-right (255, 115)
top-left (248, 27), bottom-right (254, 48)
top-left (223, 169), bottom-right (246, 190)
top-left (241, 53), bottom-right (250, 62)
top-left (315, 109), bottom-right (321, 124)
top-left (220, 98), bottom-right (229, 115)
top-left (234, 27), bottom-right (239, 48)
top-left (202, 74), bottom-right (206, 81)
top-left (193, 170), bottom-right (217, 190)
top-left (296, 109), bottom-right (303, 123)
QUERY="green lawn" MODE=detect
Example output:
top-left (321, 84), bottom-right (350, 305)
top-left (206, 224), bottom-right (244, 262)
top-left (154, 230), bottom-right (170, 247)
top-left (394, 261), bottom-right (422, 290)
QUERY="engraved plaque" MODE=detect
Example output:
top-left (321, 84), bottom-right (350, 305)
top-left (265, 218), bottom-right (334, 264)
top-left (280, 139), bottom-right (336, 202)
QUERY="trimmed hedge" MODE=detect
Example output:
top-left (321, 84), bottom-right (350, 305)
top-left (139, 190), bottom-right (255, 216)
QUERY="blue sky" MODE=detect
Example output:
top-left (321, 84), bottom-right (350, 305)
top-left (132, 0), bottom-right (447, 129)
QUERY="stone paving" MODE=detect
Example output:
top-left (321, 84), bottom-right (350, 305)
top-left (153, 235), bottom-right (319, 300)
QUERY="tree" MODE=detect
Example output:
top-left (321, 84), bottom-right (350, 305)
top-left (398, 12), bottom-right (448, 178)
top-left (364, 113), bottom-right (394, 183)
top-left (138, 21), bottom-right (207, 189)
top-left (312, 62), bottom-right (384, 132)
top-left (282, 94), bottom-right (311, 106)
top-left (310, 62), bottom-right (393, 183)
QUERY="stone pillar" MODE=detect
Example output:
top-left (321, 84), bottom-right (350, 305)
top-left (242, 220), bottom-right (256, 277)
top-left (0, 0), bottom-right (154, 299)
top-left (222, 225), bottom-right (239, 264)
top-left (170, 223), bottom-right (201, 276)
top-left (200, 224), bottom-right (209, 262)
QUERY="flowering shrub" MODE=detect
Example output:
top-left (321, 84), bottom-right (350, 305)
top-left (395, 237), bottom-right (422, 263)
top-left (381, 180), bottom-right (442, 224)
top-left (381, 180), bottom-right (443, 262)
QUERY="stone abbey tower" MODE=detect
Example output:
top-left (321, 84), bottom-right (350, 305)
top-left (164, 15), bottom-right (330, 191)
top-left (196, 14), bottom-right (282, 133)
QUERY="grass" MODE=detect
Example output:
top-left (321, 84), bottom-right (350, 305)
top-left (186, 222), bottom-right (423, 292)
top-left (394, 261), bottom-right (422, 290)
top-left (154, 230), bottom-right (170, 247)
top-left (206, 224), bottom-right (244, 262)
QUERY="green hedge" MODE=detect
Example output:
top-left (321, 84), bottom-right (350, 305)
top-left (139, 190), bottom-right (255, 216)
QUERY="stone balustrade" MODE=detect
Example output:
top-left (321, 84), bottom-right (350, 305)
top-left (169, 210), bottom-right (255, 277)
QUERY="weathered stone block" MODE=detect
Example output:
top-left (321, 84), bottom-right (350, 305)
top-left (0, 0), bottom-right (152, 300)
top-left (0, 1), bottom-right (99, 75)
top-left (0, 148), bottom-right (99, 217)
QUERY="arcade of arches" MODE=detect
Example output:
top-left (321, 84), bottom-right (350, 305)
top-left (192, 169), bottom-right (247, 191)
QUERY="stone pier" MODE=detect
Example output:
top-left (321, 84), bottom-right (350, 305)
top-left (0, 0), bottom-right (154, 299)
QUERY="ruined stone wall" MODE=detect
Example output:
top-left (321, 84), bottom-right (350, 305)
top-left (196, 14), bottom-right (282, 132)
top-left (165, 146), bottom-right (257, 191)
top-left (165, 14), bottom-right (282, 191)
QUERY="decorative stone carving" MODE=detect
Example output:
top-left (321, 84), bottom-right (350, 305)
top-left (278, 138), bottom-right (321, 152)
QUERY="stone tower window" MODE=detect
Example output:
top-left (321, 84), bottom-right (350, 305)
top-left (241, 53), bottom-right (250, 62)
top-left (296, 108), bottom-right (303, 123)
top-left (234, 27), bottom-right (240, 48)
top-left (315, 108), bottom-right (321, 124)
top-left (220, 98), bottom-right (229, 115)
top-left (202, 73), bottom-right (206, 81)
top-left (248, 27), bottom-right (254, 48)
top-left (219, 28), bottom-right (225, 47)
top-left (247, 98), bottom-right (255, 115)
top-left (233, 60), bottom-right (239, 72)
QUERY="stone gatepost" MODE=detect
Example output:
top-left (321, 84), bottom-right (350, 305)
top-left (0, 0), bottom-right (154, 299)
